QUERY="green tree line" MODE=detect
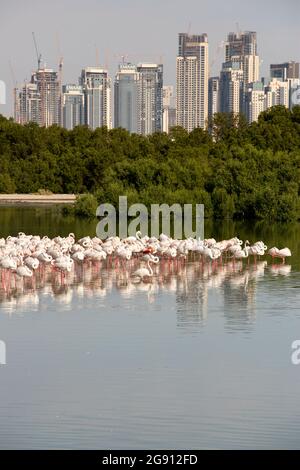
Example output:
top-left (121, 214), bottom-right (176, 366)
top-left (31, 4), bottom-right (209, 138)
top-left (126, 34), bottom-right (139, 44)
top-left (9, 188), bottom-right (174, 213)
top-left (1, 105), bottom-right (300, 221)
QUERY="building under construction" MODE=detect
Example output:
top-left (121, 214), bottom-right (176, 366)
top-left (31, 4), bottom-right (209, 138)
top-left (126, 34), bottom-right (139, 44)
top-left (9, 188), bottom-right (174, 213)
top-left (16, 67), bottom-right (61, 127)
top-left (15, 33), bottom-right (62, 127)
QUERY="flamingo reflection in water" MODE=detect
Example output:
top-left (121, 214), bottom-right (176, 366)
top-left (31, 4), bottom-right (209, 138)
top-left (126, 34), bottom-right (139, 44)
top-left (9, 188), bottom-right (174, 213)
top-left (0, 231), bottom-right (292, 314)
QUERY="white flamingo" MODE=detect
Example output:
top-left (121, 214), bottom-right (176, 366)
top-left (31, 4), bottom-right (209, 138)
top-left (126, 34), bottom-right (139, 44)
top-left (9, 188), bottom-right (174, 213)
top-left (268, 247), bottom-right (292, 264)
top-left (132, 258), bottom-right (158, 282)
top-left (15, 265), bottom-right (33, 278)
top-left (24, 256), bottom-right (40, 270)
top-left (231, 241), bottom-right (250, 260)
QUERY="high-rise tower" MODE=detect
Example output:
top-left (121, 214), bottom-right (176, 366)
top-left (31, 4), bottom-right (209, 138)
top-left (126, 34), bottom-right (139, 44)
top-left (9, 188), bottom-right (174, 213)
top-left (219, 61), bottom-right (244, 115)
top-left (114, 63), bottom-right (140, 133)
top-left (176, 33), bottom-right (209, 131)
top-left (136, 63), bottom-right (163, 135)
top-left (62, 84), bottom-right (84, 130)
top-left (17, 82), bottom-right (41, 125)
top-left (80, 67), bottom-right (112, 130)
top-left (208, 77), bottom-right (220, 119)
top-left (224, 31), bottom-right (260, 113)
top-left (33, 68), bottom-right (61, 127)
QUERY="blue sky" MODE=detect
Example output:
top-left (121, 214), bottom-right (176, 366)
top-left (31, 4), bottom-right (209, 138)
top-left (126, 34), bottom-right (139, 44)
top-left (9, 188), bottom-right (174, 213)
top-left (0, 0), bottom-right (299, 117)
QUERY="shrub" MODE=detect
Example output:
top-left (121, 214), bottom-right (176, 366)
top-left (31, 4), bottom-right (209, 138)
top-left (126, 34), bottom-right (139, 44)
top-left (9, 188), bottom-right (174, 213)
top-left (74, 194), bottom-right (98, 218)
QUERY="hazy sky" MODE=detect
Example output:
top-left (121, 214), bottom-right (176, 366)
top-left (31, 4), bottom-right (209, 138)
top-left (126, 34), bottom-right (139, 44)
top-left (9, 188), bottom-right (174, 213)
top-left (0, 0), bottom-right (299, 117)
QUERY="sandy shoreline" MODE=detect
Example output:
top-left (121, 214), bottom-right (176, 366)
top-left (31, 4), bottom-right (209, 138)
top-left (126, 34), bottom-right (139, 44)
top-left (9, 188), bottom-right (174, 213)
top-left (0, 194), bottom-right (76, 206)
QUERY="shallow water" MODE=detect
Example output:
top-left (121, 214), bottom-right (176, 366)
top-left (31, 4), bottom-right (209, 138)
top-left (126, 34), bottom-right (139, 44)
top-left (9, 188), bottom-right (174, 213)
top-left (0, 207), bottom-right (300, 449)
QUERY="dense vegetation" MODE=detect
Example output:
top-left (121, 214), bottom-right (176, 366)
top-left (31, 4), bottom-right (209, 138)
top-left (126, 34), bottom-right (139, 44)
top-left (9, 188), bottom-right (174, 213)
top-left (1, 105), bottom-right (300, 221)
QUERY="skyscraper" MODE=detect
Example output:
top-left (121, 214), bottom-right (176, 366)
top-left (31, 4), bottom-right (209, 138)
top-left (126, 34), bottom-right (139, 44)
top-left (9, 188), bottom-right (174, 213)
top-left (136, 63), bottom-right (163, 135)
top-left (62, 84), bottom-right (84, 130)
top-left (270, 62), bottom-right (300, 81)
top-left (16, 68), bottom-right (60, 127)
top-left (176, 33), bottom-right (209, 131)
top-left (80, 67), bottom-right (112, 130)
top-left (245, 82), bottom-right (265, 123)
top-left (208, 77), bottom-right (220, 119)
top-left (219, 61), bottom-right (244, 114)
top-left (269, 61), bottom-right (300, 109)
top-left (114, 63), bottom-right (140, 133)
top-left (17, 82), bottom-right (41, 125)
top-left (224, 31), bottom-right (260, 113)
top-left (162, 85), bottom-right (176, 133)
top-left (243, 54), bottom-right (260, 88)
top-left (33, 68), bottom-right (61, 127)
top-left (265, 78), bottom-right (289, 109)
top-left (225, 31), bottom-right (257, 61)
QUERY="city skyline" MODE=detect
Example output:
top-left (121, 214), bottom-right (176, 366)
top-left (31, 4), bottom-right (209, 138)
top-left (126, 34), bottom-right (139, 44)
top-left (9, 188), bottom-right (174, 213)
top-left (13, 32), bottom-right (300, 132)
top-left (0, 0), bottom-right (299, 118)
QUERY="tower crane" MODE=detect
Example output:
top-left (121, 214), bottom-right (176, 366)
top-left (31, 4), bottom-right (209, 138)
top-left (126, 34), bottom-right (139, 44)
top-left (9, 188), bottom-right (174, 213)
top-left (32, 32), bottom-right (42, 70)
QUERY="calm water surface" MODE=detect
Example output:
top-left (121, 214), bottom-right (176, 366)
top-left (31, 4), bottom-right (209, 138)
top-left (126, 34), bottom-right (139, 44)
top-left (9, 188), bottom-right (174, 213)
top-left (0, 207), bottom-right (300, 449)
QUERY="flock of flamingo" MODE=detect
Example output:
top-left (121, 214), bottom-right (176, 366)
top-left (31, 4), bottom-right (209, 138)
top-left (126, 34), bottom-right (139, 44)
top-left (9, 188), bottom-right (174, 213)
top-left (0, 231), bottom-right (293, 310)
top-left (0, 231), bottom-right (292, 287)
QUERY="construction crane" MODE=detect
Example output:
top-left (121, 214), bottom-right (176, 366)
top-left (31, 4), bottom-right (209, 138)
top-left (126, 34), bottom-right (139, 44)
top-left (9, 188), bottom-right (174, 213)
top-left (32, 32), bottom-right (42, 70)
top-left (56, 32), bottom-right (64, 126)
top-left (113, 52), bottom-right (163, 66)
top-left (32, 32), bottom-right (46, 125)
top-left (58, 56), bottom-right (64, 126)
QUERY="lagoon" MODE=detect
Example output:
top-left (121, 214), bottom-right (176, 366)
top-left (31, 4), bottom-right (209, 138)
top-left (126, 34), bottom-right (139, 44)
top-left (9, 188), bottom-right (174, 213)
top-left (0, 207), bottom-right (300, 449)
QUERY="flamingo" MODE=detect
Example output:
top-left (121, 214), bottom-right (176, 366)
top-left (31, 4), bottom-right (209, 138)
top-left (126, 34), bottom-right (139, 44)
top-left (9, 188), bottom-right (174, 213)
top-left (0, 256), bottom-right (17, 270)
top-left (24, 256), bottom-right (40, 270)
top-left (51, 256), bottom-right (73, 273)
top-left (132, 258), bottom-right (158, 282)
top-left (203, 245), bottom-right (221, 261)
top-left (268, 247), bottom-right (292, 264)
top-left (241, 240), bottom-right (265, 263)
top-left (231, 241), bottom-right (250, 261)
top-left (141, 253), bottom-right (159, 263)
top-left (71, 251), bottom-right (85, 263)
top-left (15, 265), bottom-right (33, 278)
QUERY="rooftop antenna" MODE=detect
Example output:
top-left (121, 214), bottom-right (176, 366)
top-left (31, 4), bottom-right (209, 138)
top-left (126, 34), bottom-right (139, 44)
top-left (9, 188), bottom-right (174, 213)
top-left (58, 57), bottom-right (63, 125)
top-left (56, 32), bottom-right (64, 126)
top-left (9, 60), bottom-right (19, 122)
top-left (56, 32), bottom-right (64, 73)
top-left (104, 48), bottom-right (110, 71)
top-left (32, 32), bottom-right (42, 70)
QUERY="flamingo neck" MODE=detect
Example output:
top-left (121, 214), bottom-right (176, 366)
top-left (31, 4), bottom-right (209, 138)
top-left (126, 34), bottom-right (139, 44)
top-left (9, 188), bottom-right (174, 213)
top-left (147, 260), bottom-right (153, 276)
